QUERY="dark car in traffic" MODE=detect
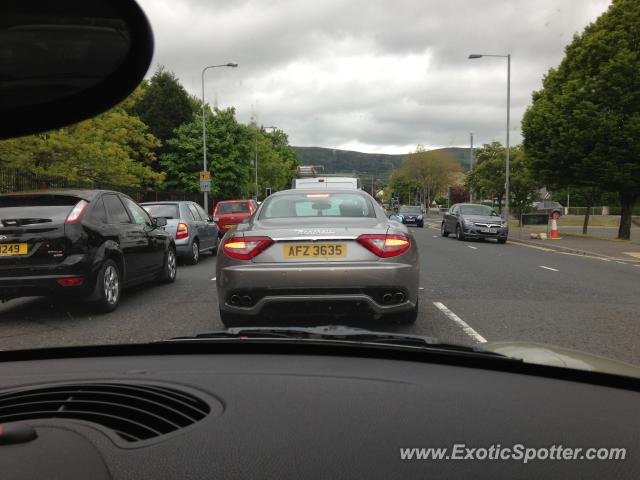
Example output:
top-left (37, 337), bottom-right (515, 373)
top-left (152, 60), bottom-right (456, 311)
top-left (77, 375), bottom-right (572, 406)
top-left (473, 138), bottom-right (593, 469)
top-left (0, 190), bottom-right (177, 312)
top-left (441, 203), bottom-right (508, 243)
top-left (397, 205), bottom-right (424, 228)
top-left (212, 199), bottom-right (257, 236)
top-left (141, 201), bottom-right (218, 265)
top-left (533, 200), bottom-right (564, 218)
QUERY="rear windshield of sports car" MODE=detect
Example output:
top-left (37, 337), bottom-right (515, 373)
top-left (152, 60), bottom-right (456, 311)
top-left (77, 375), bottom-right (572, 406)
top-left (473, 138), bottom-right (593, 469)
top-left (260, 193), bottom-right (376, 219)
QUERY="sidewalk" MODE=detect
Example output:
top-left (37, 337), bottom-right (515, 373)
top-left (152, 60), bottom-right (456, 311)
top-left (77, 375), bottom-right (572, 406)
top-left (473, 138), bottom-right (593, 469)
top-left (509, 227), bottom-right (640, 262)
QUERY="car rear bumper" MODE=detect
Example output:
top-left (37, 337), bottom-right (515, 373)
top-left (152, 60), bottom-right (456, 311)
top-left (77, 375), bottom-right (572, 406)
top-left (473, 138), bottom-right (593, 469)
top-left (0, 274), bottom-right (94, 300)
top-left (176, 241), bottom-right (193, 257)
top-left (217, 261), bottom-right (419, 319)
top-left (0, 254), bottom-right (95, 300)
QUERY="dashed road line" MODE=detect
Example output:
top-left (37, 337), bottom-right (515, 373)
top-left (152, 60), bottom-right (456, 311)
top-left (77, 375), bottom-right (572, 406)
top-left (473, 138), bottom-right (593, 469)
top-left (616, 261), bottom-right (627, 265)
top-left (433, 302), bottom-right (487, 343)
top-left (211, 277), bottom-right (216, 281)
top-left (539, 266), bottom-right (559, 272)
top-left (467, 245), bottom-right (478, 250)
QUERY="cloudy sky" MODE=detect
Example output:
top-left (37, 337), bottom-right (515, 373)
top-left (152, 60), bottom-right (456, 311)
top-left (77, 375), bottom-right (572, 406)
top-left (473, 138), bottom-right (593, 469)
top-left (137, 0), bottom-right (610, 154)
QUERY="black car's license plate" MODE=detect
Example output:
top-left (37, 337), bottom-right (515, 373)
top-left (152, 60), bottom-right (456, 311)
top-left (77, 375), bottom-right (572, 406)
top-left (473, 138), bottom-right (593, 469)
top-left (0, 243), bottom-right (28, 256)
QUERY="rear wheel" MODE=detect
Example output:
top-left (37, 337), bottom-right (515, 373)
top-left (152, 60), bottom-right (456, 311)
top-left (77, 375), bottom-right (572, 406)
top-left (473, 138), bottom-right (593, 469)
top-left (159, 247), bottom-right (177, 283)
top-left (441, 222), bottom-right (449, 237)
top-left (186, 240), bottom-right (199, 265)
top-left (456, 224), bottom-right (465, 241)
top-left (93, 259), bottom-right (121, 313)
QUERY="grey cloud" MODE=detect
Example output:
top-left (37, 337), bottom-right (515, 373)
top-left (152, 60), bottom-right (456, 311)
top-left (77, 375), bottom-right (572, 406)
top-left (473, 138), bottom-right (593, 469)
top-left (137, 0), bottom-right (610, 153)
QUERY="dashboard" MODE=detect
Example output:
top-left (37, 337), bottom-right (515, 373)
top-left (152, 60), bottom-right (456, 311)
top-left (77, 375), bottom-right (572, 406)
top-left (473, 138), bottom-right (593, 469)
top-left (0, 343), bottom-right (637, 479)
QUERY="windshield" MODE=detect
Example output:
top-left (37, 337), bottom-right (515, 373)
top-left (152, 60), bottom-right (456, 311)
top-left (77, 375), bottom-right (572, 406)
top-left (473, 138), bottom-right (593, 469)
top-left (399, 206), bottom-right (422, 214)
top-left (142, 204), bottom-right (179, 219)
top-left (459, 205), bottom-right (495, 216)
top-left (1, 0), bottom-right (639, 377)
top-left (215, 202), bottom-right (250, 214)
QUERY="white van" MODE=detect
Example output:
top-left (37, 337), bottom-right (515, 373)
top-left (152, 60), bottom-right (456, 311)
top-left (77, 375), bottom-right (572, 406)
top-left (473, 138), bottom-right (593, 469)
top-left (293, 176), bottom-right (360, 190)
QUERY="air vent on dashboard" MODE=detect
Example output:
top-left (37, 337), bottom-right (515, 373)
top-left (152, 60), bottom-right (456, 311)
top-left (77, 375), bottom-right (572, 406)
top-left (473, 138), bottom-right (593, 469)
top-left (0, 383), bottom-right (211, 442)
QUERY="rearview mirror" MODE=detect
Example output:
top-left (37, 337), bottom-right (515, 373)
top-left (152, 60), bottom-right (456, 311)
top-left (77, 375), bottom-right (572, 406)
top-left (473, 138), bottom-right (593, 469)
top-left (0, 0), bottom-right (154, 139)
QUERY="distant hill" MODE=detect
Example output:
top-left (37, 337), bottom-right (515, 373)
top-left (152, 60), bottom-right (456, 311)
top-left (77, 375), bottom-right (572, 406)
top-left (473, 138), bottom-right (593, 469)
top-left (293, 146), bottom-right (472, 181)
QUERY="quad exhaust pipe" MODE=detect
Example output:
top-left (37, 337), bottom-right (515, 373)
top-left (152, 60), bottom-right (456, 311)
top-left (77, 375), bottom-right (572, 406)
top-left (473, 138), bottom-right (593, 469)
top-left (382, 291), bottom-right (406, 305)
top-left (230, 294), bottom-right (253, 307)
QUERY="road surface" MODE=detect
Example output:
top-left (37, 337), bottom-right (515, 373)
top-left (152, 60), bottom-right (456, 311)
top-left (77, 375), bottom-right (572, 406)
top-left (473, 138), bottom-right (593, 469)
top-left (1, 221), bottom-right (639, 366)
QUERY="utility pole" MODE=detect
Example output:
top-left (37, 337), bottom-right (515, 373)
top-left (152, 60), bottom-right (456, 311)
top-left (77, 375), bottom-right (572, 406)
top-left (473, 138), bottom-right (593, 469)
top-left (469, 132), bottom-right (474, 202)
top-left (200, 62), bottom-right (237, 212)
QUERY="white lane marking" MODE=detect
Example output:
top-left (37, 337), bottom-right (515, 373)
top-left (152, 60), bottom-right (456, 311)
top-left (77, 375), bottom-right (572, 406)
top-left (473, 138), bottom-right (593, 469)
top-left (634, 264), bottom-right (640, 268)
top-left (211, 277), bottom-right (216, 281)
top-left (539, 266), bottom-right (559, 272)
top-left (433, 302), bottom-right (487, 343)
top-left (467, 245), bottom-right (478, 250)
top-left (616, 261), bottom-right (627, 265)
top-left (432, 235), bottom-right (439, 238)
top-left (419, 287), bottom-right (425, 291)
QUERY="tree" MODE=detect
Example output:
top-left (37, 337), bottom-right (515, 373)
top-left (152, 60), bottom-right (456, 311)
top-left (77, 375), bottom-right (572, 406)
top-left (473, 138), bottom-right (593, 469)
top-left (127, 66), bottom-right (196, 153)
top-left (252, 127), bottom-right (298, 196)
top-left (160, 107), bottom-right (253, 200)
top-left (398, 147), bottom-right (462, 208)
top-left (522, 0), bottom-right (640, 239)
top-left (0, 105), bottom-right (163, 189)
top-left (509, 152), bottom-right (542, 224)
top-left (388, 170), bottom-right (419, 205)
top-left (466, 143), bottom-right (540, 221)
top-left (465, 143), bottom-right (506, 212)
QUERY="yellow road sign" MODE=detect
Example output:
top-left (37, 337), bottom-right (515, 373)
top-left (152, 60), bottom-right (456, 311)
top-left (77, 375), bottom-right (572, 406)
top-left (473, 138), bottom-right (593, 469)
top-left (199, 171), bottom-right (210, 181)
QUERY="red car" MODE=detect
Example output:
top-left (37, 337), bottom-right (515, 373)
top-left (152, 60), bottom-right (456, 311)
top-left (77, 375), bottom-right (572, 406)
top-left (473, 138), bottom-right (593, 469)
top-left (213, 199), bottom-right (258, 236)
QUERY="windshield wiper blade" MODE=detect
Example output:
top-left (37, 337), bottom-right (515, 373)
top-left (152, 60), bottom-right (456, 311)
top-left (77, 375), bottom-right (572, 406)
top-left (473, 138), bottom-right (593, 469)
top-left (164, 325), bottom-right (516, 359)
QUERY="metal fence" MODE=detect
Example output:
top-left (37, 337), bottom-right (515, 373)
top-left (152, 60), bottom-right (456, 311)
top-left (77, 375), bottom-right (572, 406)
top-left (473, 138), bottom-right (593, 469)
top-left (0, 167), bottom-right (202, 206)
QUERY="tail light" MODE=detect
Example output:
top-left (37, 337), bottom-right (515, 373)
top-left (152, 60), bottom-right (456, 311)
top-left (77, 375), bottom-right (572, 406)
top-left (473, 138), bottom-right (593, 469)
top-left (357, 233), bottom-right (411, 258)
top-left (65, 200), bottom-right (89, 224)
top-left (176, 223), bottom-right (189, 239)
top-left (223, 235), bottom-right (273, 260)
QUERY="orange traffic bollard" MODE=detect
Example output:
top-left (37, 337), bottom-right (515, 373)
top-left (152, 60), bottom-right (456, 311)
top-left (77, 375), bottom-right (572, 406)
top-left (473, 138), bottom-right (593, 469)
top-left (550, 212), bottom-right (560, 239)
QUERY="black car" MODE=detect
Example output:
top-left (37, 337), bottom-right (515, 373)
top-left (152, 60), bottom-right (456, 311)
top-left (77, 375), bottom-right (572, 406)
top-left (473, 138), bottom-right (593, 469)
top-left (0, 190), bottom-right (177, 312)
top-left (441, 203), bottom-right (509, 243)
top-left (397, 205), bottom-right (424, 227)
top-left (533, 200), bottom-right (564, 218)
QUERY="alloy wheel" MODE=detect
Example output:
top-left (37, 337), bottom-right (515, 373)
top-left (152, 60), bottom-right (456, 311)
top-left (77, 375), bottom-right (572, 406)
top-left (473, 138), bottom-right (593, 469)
top-left (103, 265), bottom-right (119, 305)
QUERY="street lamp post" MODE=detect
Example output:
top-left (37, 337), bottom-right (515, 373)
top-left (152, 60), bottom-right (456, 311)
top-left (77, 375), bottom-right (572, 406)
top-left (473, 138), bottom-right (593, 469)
top-left (468, 53), bottom-right (511, 220)
top-left (255, 125), bottom-right (278, 201)
top-left (201, 63), bottom-right (238, 213)
top-left (469, 132), bottom-right (474, 202)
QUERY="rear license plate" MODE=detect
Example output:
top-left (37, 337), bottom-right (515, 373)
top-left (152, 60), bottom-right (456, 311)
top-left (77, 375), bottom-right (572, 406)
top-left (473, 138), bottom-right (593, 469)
top-left (0, 243), bottom-right (28, 256)
top-left (481, 228), bottom-right (498, 234)
top-left (284, 243), bottom-right (347, 258)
